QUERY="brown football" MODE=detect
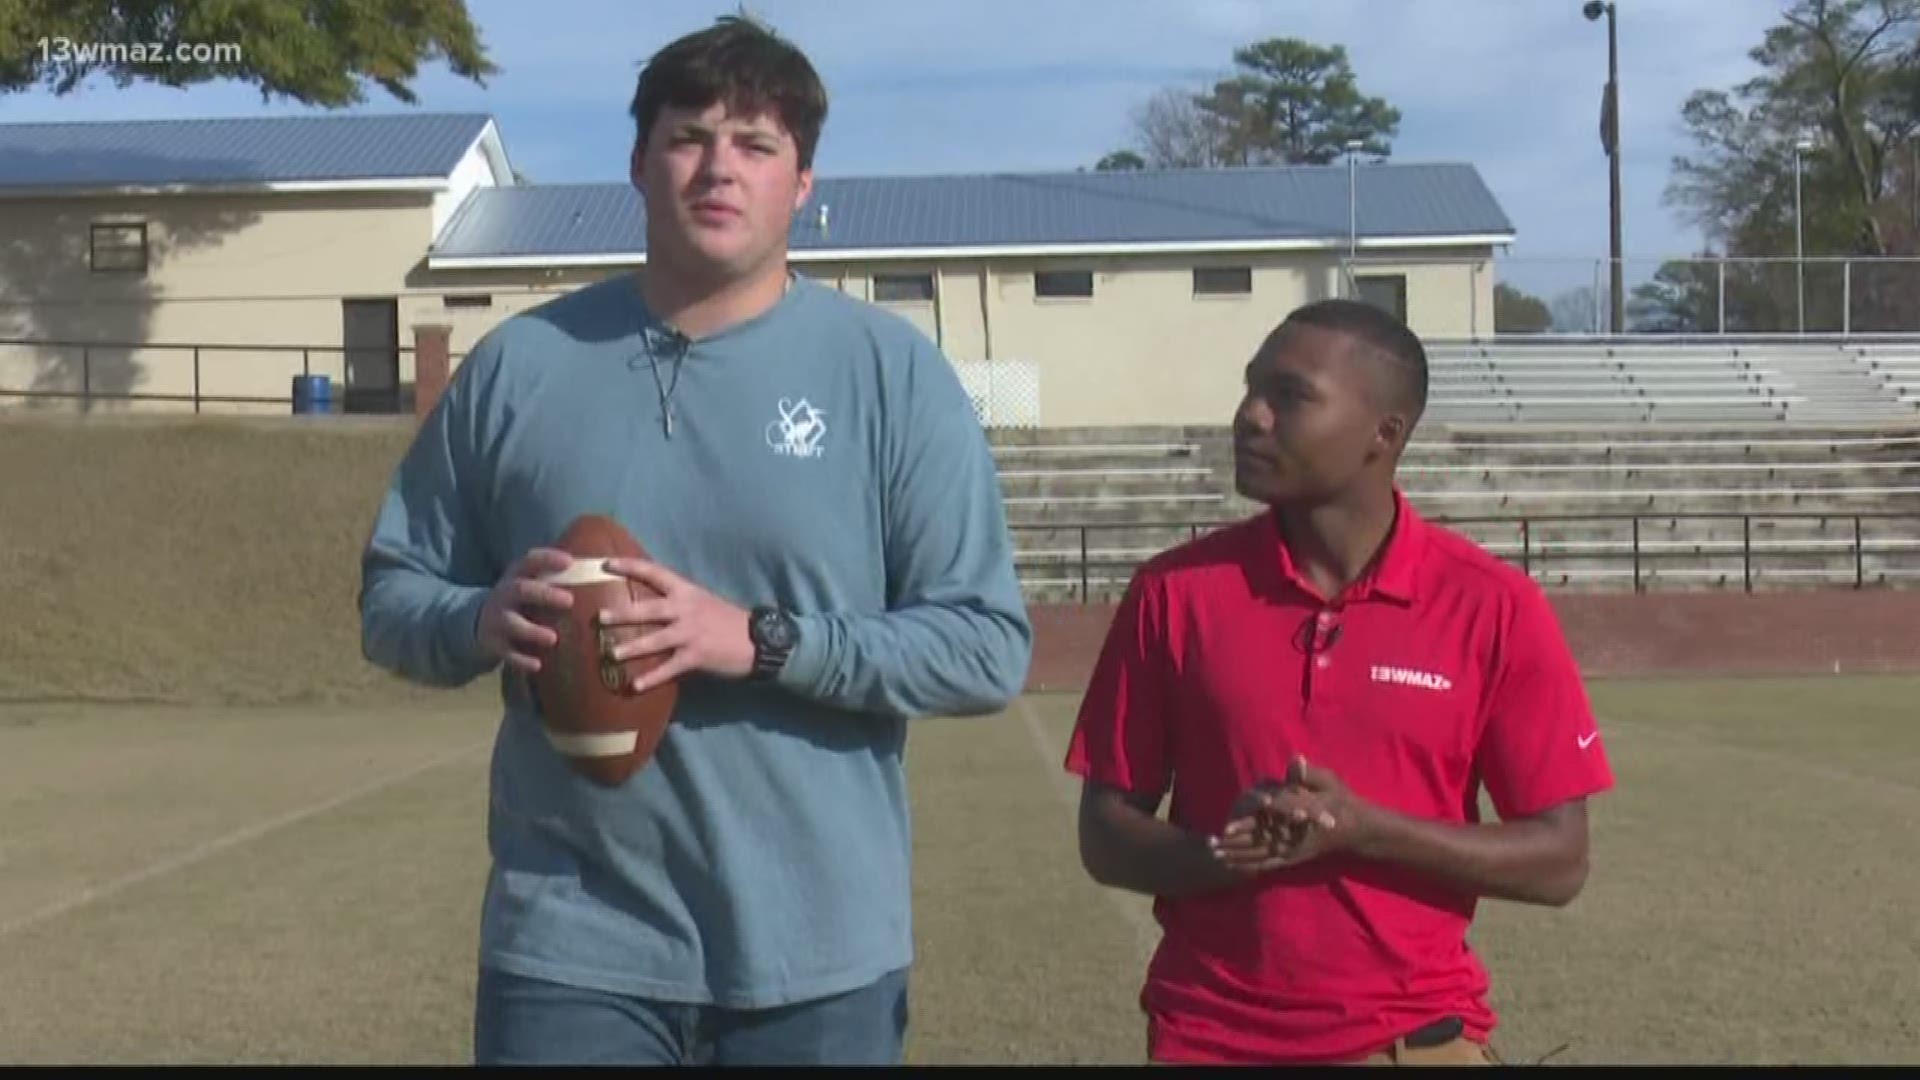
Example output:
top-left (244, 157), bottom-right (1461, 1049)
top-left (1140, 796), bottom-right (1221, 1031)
top-left (526, 514), bottom-right (679, 786)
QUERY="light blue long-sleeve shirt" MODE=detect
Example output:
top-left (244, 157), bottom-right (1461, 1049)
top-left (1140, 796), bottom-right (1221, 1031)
top-left (358, 273), bottom-right (1032, 1007)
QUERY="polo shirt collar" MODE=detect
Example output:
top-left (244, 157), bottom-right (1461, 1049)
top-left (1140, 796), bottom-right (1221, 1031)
top-left (1261, 487), bottom-right (1426, 606)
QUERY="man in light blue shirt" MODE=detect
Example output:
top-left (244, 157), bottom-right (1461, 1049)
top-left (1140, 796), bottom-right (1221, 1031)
top-left (358, 15), bottom-right (1031, 1066)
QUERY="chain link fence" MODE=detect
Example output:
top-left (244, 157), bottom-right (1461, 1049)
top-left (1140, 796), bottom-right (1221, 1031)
top-left (1478, 255), bottom-right (1920, 338)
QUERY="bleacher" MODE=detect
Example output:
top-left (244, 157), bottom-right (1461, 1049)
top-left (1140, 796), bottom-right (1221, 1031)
top-left (995, 338), bottom-right (1920, 603)
top-left (994, 427), bottom-right (1226, 602)
top-left (1423, 340), bottom-right (1920, 425)
top-left (1402, 425), bottom-right (1920, 593)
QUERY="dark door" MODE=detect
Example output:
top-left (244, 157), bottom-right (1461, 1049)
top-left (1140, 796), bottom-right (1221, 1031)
top-left (342, 298), bottom-right (400, 414)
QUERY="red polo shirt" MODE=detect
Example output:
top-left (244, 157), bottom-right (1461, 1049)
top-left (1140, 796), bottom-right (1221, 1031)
top-left (1064, 491), bottom-right (1614, 1064)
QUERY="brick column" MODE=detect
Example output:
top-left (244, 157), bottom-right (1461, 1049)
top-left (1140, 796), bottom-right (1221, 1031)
top-left (413, 324), bottom-right (452, 421)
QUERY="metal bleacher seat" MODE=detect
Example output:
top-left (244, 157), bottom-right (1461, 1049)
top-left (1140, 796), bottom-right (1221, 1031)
top-left (991, 337), bottom-right (1920, 599)
top-left (1423, 339), bottom-right (1920, 425)
top-left (1426, 397), bottom-right (1799, 425)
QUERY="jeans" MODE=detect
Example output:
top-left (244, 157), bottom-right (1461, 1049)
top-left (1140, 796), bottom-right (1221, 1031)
top-left (473, 964), bottom-right (910, 1066)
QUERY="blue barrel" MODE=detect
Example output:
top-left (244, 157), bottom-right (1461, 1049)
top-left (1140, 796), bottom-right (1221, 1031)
top-left (291, 374), bottom-right (333, 415)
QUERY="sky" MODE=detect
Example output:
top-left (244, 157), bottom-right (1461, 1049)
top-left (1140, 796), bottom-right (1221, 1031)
top-left (3, 0), bottom-right (1790, 300)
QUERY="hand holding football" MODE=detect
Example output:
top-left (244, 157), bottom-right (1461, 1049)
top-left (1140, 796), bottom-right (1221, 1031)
top-left (525, 514), bottom-right (681, 786)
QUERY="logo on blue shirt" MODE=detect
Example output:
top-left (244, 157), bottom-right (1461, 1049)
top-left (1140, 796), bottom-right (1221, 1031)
top-left (767, 397), bottom-right (828, 459)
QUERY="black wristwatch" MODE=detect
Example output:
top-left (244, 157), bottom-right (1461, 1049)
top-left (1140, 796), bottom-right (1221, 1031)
top-left (748, 606), bottom-right (799, 681)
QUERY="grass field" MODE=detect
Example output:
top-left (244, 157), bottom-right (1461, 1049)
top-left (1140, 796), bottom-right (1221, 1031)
top-left (4, 417), bottom-right (1917, 1063)
top-left (5, 674), bottom-right (1920, 1065)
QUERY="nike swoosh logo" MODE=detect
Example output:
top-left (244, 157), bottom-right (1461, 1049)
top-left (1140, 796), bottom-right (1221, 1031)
top-left (1578, 732), bottom-right (1600, 750)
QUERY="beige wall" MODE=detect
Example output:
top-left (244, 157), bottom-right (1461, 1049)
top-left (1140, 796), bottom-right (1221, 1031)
top-left (0, 185), bottom-right (1497, 424)
top-left (0, 190), bottom-right (444, 413)
top-left (1349, 247), bottom-right (1496, 339)
top-left (972, 253), bottom-right (1298, 427)
top-left (791, 261), bottom-right (988, 359)
top-left (0, 191), bottom-right (613, 414)
top-left (396, 265), bottom-right (615, 364)
top-left (784, 250), bottom-right (1490, 426)
top-left (0, 190), bottom-right (434, 340)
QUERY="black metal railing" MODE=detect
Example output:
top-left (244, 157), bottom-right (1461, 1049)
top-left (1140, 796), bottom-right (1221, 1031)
top-left (0, 338), bottom-right (462, 415)
top-left (1012, 511), bottom-right (1920, 602)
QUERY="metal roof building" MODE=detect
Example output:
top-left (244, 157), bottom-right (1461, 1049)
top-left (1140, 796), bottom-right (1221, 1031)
top-left (427, 164), bottom-right (1513, 268)
top-left (0, 111), bottom-right (1517, 426)
top-left (0, 113), bottom-right (507, 192)
top-left (0, 111), bottom-right (1511, 259)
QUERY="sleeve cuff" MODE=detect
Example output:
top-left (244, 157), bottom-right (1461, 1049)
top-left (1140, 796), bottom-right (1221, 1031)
top-left (444, 586), bottom-right (493, 676)
top-left (773, 612), bottom-right (832, 696)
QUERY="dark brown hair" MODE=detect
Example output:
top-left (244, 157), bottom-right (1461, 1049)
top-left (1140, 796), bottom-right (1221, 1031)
top-left (629, 16), bottom-right (829, 170)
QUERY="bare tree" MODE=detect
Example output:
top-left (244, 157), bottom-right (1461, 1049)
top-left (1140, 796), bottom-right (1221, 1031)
top-left (1130, 87), bottom-right (1225, 169)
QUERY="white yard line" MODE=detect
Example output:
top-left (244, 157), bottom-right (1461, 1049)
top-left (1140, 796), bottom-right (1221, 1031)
top-left (0, 738), bottom-right (491, 942)
top-left (1012, 695), bottom-right (1160, 960)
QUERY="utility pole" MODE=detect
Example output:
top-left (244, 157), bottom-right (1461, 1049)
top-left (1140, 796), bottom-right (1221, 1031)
top-left (1795, 137), bottom-right (1813, 334)
top-left (1346, 139), bottom-right (1363, 298)
top-left (1585, 1), bottom-right (1624, 334)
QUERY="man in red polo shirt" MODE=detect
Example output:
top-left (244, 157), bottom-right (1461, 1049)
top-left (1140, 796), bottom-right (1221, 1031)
top-left (1065, 298), bottom-right (1614, 1065)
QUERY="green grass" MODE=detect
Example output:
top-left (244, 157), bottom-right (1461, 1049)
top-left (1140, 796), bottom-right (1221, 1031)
top-left (3, 677), bottom-right (1919, 1064)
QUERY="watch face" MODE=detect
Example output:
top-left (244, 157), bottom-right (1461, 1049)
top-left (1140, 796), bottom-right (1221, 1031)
top-left (757, 609), bottom-right (795, 650)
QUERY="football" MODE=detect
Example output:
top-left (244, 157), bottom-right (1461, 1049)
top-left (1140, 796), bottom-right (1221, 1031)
top-left (526, 513), bottom-right (679, 786)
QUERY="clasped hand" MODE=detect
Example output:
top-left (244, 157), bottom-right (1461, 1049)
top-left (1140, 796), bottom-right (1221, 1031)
top-left (1208, 755), bottom-right (1377, 875)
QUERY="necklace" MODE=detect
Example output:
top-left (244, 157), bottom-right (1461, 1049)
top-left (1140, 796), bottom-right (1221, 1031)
top-left (646, 336), bottom-right (686, 439)
top-left (639, 272), bottom-right (797, 439)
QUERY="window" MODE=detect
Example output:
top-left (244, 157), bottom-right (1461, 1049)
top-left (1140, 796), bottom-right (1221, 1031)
top-left (444, 294), bottom-right (493, 309)
top-left (1357, 274), bottom-right (1408, 322)
top-left (1193, 267), bottom-right (1252, 296)
top-left (1034, 270), bottom-right (1094, 299)
top-left (873, 272), bottom-right (935, 303)
top-left (89, 222), bottom-right (147, 272)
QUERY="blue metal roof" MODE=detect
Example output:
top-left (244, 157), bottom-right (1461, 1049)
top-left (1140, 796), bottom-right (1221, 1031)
top-left (0, 112), bottom-right (1511, 252)
top-left (430, 164), bottom-right (1514, 262)
top-left (0, 113), bottom-right (493, 189)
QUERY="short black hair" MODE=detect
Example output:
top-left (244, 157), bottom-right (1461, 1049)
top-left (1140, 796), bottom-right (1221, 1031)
top-left (1273, 298), bottom-right (1428, 421)
top-left (629, 16), bottom-right (829, 170)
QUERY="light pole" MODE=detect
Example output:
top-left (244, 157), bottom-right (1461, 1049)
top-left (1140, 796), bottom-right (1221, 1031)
top-left (1795, 136), bottom-right (1813, 334)
top-left (1584, 1), bottom-right (1623, 335)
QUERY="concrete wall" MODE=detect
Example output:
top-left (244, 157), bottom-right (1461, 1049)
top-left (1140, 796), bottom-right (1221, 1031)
top-left (1022, 592), bottom-right (1920, 694)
